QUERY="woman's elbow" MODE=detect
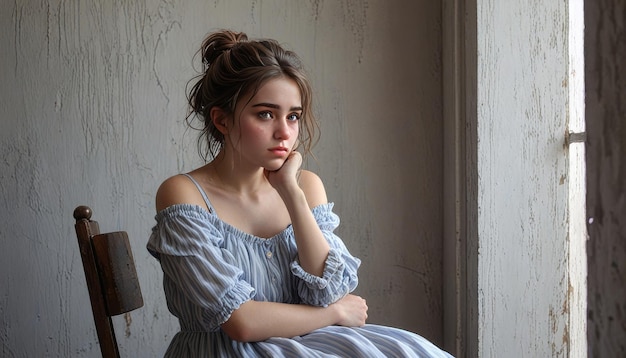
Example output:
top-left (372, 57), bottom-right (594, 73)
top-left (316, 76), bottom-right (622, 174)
top-left (223, 327), bottom-right (253, 342)
top-left (221, 312), bottom-right (260, 342)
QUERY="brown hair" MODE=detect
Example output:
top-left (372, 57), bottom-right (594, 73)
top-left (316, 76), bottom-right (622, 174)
top-left (187, 30), bottom-right (318, 161)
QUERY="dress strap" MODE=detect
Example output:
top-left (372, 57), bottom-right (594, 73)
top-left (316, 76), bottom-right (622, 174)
top-left (181, 173), bottom-right (214, 213)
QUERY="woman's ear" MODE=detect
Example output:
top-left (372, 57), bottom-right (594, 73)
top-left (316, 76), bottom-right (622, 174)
top-left (211, 106), bottom-right (229, 134)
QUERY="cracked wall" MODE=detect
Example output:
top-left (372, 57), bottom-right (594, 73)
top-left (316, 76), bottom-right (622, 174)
top-left (0, 1), bottom-right (443, 356)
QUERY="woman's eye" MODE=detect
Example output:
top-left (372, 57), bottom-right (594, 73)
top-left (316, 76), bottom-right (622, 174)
top-left (288, 113), bottom-right (301, 121)
top-left (258, 111), bottom-right (273, 120)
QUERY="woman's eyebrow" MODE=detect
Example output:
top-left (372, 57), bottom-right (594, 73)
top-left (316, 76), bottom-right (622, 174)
top-left (252, 102), bottom-right (303, 111)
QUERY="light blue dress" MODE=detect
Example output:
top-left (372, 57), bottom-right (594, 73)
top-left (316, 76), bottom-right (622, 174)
top-left (147, 174), bottom-right (453, 357)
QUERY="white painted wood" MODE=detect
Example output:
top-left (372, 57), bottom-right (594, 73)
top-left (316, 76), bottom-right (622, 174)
top-left (465, 0), bottom-right (587, 356)
top-left (567, 0), bottom-right (587, 356)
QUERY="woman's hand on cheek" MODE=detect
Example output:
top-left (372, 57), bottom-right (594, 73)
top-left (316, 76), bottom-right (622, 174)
top-left (265, 151), bottom-right (302, 192)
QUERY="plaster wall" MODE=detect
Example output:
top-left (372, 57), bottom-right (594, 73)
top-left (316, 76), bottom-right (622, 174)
top-left (0, 1), bottom-right (443, 356)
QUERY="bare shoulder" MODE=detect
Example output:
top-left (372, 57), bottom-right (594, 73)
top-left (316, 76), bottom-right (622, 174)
top-left (155, 174), bottom-right (208, 212)
top-left (298, 170), bottom-right (328, 209)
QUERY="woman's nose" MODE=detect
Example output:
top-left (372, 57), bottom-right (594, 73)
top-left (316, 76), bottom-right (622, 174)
top-left (274, 119), bottom-right (291, 139)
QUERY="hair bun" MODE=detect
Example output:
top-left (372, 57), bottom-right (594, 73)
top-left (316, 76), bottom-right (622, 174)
top-left (201, 30), bottom-right (248, 66)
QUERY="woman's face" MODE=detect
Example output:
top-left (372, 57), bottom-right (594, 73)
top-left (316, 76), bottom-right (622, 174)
top-left (227, 77), bottom-right (302, 171)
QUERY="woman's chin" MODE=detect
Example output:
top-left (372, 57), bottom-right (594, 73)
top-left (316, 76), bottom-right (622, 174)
top-left (263, 162), bottom-right (284, 172)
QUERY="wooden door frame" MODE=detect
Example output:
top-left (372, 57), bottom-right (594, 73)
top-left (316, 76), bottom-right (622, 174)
top-left (442, 1), bottom-right (587, 356)
top-left (442, 0), bottom-right (477, 356)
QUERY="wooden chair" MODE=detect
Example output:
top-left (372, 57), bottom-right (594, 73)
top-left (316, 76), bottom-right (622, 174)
top-left (73, 205), bottom-right (144, 358)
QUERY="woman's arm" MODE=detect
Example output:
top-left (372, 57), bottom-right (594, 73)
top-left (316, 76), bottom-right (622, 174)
top-left (154, 167), bottom-right (365, 342)
top-left (222, 294), bottom-right (368, 342)
top-left (266, 152), bottom-right (331, 277)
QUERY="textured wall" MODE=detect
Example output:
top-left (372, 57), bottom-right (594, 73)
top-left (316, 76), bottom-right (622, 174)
top-left (0, 1), bottom-right (443, 356)
top-left (585, 0), bottom-right (626, 355)
top-left (474, 1), bottom-right (584, 356)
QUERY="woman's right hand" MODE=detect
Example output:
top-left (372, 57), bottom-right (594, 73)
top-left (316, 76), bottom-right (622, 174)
top-left (265, 151), bottom-right (302, 196)
top-left (332, 294), bottom-right (368, 327)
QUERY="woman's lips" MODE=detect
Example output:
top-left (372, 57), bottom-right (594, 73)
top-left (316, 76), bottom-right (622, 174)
top-left (268, 146), bottom-right (289, 156)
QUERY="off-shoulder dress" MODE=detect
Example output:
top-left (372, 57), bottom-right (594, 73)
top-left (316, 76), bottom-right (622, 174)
top-left (147, 174), bottom-right (453, 358)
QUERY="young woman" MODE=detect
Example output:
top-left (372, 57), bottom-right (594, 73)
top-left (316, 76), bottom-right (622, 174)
top-left (147, 29), bottom-right (453, 357)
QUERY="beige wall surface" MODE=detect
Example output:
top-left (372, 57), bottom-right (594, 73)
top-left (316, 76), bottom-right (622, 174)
top-left (0, 1), bottom-right (443, 356)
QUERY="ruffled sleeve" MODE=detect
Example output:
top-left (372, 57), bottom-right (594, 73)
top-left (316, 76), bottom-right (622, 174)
top-left (147, 204), bottom-right (255, 331)
top-left (289, 203), bottom-right (361, 307)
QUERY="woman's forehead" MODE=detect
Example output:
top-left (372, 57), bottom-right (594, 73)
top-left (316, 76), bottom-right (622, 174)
top-left (241, 77), bottom-right (302, 108)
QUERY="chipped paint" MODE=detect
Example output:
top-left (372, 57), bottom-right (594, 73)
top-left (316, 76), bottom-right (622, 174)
top-left (474, 0), bottom-right (585, 356)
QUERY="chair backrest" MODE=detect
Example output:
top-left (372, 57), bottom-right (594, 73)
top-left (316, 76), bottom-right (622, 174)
top-left (73, 205), bottom-right (144, 358)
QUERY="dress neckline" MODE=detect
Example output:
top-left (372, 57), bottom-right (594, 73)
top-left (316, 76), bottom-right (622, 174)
top-left (182, 173), bottom-right (292, 241)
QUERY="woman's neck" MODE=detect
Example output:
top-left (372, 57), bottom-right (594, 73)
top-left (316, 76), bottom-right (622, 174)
top-left (209, 154), bottom-right (268, 195)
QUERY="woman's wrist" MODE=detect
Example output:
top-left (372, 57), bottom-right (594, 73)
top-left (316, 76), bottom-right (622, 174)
top-left (323, 300), bottom-right (340, 326)
top-left (276, 182), bottom-right (306, 207)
